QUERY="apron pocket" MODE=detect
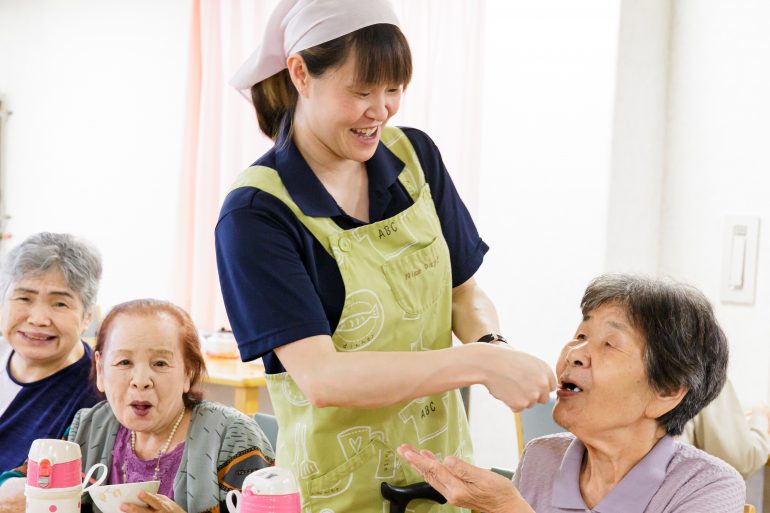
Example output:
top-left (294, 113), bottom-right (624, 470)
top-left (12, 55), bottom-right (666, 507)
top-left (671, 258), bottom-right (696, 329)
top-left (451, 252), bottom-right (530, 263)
top-left (381, 237), bottom-right (450, 315)
top-left (306, 438), bottom-right (405, 512)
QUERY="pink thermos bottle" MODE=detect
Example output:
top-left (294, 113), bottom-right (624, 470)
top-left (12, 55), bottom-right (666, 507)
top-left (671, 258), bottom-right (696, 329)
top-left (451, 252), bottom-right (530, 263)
top-left (24, 439), bottom-right (107, 513)
top-left (226, 467), bottom-right (300, 513)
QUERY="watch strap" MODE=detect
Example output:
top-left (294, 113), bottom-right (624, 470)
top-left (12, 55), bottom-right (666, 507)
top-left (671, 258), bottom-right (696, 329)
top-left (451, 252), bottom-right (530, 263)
top-left (477, 333), bottom-right (508, 344)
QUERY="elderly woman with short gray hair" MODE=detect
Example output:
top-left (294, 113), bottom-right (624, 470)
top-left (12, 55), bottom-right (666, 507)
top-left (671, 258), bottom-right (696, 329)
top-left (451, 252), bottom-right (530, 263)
top-left (399, 274), bottom-right (745, 513)
top-left (0, 232), bottom-right (103, 473)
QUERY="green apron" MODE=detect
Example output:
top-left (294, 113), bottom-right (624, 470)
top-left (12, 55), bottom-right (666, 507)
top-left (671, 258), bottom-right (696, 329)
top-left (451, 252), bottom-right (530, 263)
top-left (230, 127), bottom-right (472, 513)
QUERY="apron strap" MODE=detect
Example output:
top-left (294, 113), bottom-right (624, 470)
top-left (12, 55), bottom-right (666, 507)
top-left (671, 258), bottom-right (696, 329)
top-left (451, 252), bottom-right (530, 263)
top-left (380, 126), bottom-right (427, 201)
top-left (229, 166), bottom-right (342, 255)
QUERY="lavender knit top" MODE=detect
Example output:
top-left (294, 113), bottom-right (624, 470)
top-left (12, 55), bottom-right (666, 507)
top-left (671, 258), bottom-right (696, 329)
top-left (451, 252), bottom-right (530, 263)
top-left (109, 425), bottom-right (185, 499)
top-left (513, 433), bottom-right (745, 513)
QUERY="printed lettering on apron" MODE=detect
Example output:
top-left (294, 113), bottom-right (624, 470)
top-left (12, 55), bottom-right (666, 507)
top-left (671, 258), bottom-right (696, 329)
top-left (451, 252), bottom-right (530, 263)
top-left (399, 394), bottom-right (452, 444)
top-left (355, 215), bottom-right (418, 261)
top-left (377, 221), bottom-right (398, 239)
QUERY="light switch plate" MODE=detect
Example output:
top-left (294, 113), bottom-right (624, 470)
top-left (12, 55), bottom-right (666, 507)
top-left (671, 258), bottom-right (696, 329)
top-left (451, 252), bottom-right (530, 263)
top-left (721, 216), bottom-right (760, 305)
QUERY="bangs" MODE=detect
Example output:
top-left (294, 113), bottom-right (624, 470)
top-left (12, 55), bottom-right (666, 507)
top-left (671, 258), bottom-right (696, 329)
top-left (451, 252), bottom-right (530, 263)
top-left (300, 24), bottom-right (413, 88)
top-left (350, 24), bottom-right (412, 87)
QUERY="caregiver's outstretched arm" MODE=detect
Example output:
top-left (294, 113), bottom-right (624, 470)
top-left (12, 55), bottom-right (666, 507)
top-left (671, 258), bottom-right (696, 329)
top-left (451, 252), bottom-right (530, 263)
top-left (275, 334), bottom-right (555, 410)
top-left (397, 444), bottom-right (535, 513)
top-left (450, 276), bottom-right (556, 407)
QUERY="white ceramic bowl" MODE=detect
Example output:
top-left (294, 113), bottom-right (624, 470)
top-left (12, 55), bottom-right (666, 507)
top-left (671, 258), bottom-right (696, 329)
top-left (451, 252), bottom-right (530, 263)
top-left (88, 481), bottom-right (160, 512)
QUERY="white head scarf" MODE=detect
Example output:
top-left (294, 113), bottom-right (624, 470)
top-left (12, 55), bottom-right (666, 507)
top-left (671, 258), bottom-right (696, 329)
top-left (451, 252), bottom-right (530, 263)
top-left (229, 0), bottom-right (401, 97)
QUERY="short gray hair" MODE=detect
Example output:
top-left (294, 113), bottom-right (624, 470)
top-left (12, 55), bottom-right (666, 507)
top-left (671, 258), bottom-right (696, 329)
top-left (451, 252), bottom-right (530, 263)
top-left (580, 273), bottom-right (728, 436)
top-left (0, 232), bottom-right (102, 315)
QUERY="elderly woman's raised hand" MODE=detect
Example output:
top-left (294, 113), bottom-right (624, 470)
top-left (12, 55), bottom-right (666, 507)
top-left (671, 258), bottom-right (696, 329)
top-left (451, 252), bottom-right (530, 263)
top-left (396, 444), bottom-right (534, 513)
top-left (482, 344), bottom-right (557, 412)
top-left (120, 491), bottom-right (186, 513)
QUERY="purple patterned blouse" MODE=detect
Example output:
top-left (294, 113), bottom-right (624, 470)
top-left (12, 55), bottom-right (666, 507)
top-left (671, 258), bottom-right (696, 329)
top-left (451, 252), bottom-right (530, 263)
top-left (109, 425), bottom-right (185, 499)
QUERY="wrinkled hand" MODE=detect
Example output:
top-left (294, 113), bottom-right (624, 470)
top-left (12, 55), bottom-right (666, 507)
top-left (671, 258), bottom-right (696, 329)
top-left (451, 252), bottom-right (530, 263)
top-left (484, 344), bottom-right (557, 412)
top-left (0, 477), bottom-right (26, 513)
top-left (396, 444), bottom-right (533, 513)
top-left (120, 491), bottom-right (186, 513)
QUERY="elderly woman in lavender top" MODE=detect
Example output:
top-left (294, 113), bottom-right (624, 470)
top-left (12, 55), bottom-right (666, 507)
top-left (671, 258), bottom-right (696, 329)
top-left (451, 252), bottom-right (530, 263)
top-left (71, 299), bottom-right (273, 513)
top-left (399, 274), bottom-right (745, 513)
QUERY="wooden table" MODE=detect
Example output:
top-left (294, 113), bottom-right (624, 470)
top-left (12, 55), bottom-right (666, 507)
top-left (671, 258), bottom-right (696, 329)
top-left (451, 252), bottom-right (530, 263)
top-left (202, 354), bottom-right (266, 415)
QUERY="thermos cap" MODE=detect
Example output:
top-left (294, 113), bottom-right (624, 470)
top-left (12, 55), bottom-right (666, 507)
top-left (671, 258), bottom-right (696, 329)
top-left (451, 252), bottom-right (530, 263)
top-left (28, 439), bottom-right (81, 465)
top-left (242, 467), bottom-right (299, 496)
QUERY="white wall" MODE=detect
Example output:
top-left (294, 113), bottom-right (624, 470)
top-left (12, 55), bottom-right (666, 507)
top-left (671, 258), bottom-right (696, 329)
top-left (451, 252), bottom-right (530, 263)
top-left (605, 0), bottom-right (670, 273)
top-left (0, 0), bottom-right (192, 309)
top-left (470, 0), bottom-right (621, 469)
top-left (659, 0), bottom-right (770, 406)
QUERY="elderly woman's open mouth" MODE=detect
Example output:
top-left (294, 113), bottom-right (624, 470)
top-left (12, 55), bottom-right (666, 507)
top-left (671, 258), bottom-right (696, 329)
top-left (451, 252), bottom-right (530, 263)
top-left (130, 401), bottom-right (154, 416)
top-left (557, 378), bottom-right (584, 397)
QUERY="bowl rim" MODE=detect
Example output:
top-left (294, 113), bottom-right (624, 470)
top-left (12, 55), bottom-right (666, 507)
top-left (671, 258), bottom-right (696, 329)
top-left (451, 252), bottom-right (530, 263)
top-left (87, 480), bottom-right (161, 496)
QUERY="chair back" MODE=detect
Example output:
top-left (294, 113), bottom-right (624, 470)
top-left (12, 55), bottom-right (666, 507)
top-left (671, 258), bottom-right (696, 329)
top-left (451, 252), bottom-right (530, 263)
top-left (254, 412), bottom-right (279, 451)
top-left (514, 396), bottom-right (564, 455)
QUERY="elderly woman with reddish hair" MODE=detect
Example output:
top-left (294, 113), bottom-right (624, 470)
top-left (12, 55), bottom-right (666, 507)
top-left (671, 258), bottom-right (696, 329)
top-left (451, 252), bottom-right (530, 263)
top-left (68, 299), bottom-right (274, 513)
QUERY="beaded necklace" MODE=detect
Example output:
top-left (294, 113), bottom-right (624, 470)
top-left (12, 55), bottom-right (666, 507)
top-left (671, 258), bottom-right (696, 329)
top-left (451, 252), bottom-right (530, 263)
top-left (122, 407), bottom-right (186, 483)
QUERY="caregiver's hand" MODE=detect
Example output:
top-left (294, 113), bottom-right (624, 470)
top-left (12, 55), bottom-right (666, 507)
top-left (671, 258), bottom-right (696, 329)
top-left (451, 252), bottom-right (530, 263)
top-left (120, 491), bottom-right (186, 513)
top-left (396, 444), bottom-right (534, 513)
top-left (483, 343), bottom-right (557, 412)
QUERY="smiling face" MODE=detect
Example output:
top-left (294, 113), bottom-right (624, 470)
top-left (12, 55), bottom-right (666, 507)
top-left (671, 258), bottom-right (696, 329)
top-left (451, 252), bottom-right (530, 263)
top-left (553, 303), bottom-right (669, 439)
top-left (1, 268), bottom-right (90, 373)
top-left (95, 312), bottom-right (190, 435)
top-left (293, 51), bottom-right (404, 165)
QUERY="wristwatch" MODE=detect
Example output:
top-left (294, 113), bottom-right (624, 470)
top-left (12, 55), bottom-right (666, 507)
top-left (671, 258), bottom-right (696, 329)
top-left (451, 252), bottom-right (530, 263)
top-left (476, 333), bottom-right (508, 344)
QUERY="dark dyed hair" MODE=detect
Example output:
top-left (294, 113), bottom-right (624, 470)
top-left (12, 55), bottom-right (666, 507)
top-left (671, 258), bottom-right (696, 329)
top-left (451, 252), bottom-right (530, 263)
top-left (94, 299), bottom-right (206, 408)
top-left (252, 23), bottom-right (412, 140)
top-left (580, 274), bottom-right (728, 436)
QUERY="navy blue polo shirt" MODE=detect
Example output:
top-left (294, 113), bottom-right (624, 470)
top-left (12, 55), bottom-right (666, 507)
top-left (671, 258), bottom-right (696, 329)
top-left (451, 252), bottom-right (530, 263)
top-left (215, 126), bottom-right (489, 373)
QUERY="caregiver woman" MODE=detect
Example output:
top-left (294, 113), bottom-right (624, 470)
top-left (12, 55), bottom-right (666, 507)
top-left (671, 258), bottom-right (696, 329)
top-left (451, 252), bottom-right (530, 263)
top-left (215, 1), bottom-right (556, 511)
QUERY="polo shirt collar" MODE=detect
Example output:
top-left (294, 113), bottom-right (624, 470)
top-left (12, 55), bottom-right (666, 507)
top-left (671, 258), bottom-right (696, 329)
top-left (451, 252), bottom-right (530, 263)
top-left (551, 435), bottom-right (675, 513)
top-left (273, 130), bottom-right (405, 219)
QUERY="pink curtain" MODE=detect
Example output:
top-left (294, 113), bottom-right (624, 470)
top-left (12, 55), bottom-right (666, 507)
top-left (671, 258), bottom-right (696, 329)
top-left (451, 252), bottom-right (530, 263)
top-left (173, 0), bottom-right (279, 330)
top-left (174, 0), bottom-right (485, 331)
